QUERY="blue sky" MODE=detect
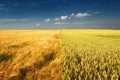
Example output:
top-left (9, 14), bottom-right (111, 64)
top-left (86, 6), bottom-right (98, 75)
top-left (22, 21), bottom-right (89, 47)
top-left (0, 0), bottom-right (120, 29)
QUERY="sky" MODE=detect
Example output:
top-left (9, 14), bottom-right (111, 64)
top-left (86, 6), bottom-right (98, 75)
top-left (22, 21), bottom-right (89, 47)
top-left (0, 0), bottom-right (120, 29)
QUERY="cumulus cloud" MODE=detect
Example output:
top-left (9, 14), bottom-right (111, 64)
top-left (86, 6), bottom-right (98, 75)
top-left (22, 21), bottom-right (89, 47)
top-left (44, 18), bottom-right (50, 22)
top-left (54, 22), bottom-right (69, 25)
top-left (61, 16), bottom-right (68, 20)
top-left (44, 12), bottom-right (91, 22)
top-left (54, 16), bottom-right (68, 21)
top-left (75, 13), bottom-right (90, 18)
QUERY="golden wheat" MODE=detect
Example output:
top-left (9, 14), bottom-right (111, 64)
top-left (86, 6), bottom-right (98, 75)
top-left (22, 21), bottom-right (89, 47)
top-left (0, 30), bottom-right (61, 80)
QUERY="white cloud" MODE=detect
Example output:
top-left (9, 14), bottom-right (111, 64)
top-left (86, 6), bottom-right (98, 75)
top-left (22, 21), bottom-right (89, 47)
top-left (0, 19), bottom-right (29, 22)
top-left (54, 18), bottom-right (60, 21)
top-left (44, 12), bottom-right (91, 23)
top-left (44, 18), bottom-right (51, 22)
top-left (68, 13), bottom-right (75, 19)
top-left (54, 22), bottom-right (69, 25)
top-left (61, 16), bottom-right (68, 20)
top-left (75, 13), bottom-right (90, 18)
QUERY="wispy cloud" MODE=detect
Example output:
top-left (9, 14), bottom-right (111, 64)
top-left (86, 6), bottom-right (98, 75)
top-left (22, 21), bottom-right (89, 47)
top-left (61, 16), bottom-right (68, 20)
top-left (54, 22), bottom-right (69, 25)
top-left (36, 23), bottom-right (40, 26)
top-left (0, 19), bottom-right (29, 22)
top-left (54, 18), bottom-right (60, 21)
top-left (44, 18), bottom-right (51, 22)
top-left (71, 13), bottom-right (75, 17)
top-left (68, 13), bottom-right (75, 19)
top-left (75, 13), bottom-right (90, 18)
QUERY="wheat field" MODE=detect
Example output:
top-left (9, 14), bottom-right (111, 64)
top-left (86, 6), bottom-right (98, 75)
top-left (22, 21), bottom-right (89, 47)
top-left (61, 30), bottom-right (120, 80)
top-left (0, 30), bottom-right (61, 80)
top-left (0, 30), bottom-right (120, 80)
